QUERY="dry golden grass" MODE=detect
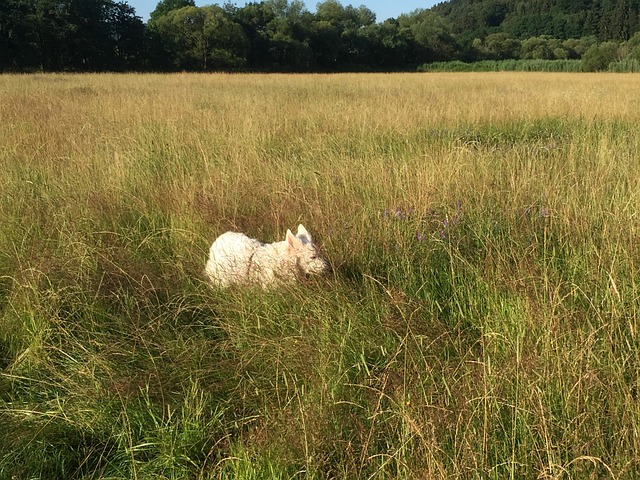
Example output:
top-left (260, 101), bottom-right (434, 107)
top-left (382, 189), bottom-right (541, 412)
top-left (2, 72), bottom-right (640, 479)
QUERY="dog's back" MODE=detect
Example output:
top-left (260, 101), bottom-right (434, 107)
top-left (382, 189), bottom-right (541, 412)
top-left (205, 232), bottom-right (262, 287)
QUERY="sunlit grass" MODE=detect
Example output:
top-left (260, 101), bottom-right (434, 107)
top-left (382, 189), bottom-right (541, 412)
top-left (1, 72), bottom-right (640, 478)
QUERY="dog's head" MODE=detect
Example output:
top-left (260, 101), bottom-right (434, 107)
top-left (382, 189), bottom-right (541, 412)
top-left (286, 224), bottom-right (331, 276)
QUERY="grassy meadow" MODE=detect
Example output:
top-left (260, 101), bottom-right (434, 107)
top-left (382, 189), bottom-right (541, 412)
top-left (1, 71), bottom-right (640, 479)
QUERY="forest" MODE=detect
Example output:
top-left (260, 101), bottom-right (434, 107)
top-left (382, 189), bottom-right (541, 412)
top-left (2, 0), bottom-right (640, 72)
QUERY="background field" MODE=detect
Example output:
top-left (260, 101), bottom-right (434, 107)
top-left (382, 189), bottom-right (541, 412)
top-left (1, 72), bottom-right (640, 479)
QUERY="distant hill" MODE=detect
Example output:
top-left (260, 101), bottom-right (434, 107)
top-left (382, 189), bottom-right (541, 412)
top-left (430, 0), bottom-right (640, 43)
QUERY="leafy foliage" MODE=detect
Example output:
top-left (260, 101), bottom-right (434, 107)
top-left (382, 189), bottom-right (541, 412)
top-left (148, 0), bottom-right (195, 24)
top-left (581, 41), bottom-right (622, 71)
top-left (0, 0), bottom-right (145, 71)
top-left (150, 5), bottom-right (249, 70)
top-left (435, 0), bottom-right (640, 42)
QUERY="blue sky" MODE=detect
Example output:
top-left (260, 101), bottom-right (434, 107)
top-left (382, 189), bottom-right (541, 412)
top-left (127, 1), bottom-right (439, 22)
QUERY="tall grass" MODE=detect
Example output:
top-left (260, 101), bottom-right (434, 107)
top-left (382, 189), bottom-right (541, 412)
top-left (1, 72), bottom-right (640, 478)
top-left (419, 59), bottom-right (584, 72)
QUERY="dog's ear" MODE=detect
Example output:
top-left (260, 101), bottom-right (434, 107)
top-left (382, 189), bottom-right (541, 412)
top-left (286, 229), bottom-right (300, 250)
top-left (296, 224), bottom-right (312, 243)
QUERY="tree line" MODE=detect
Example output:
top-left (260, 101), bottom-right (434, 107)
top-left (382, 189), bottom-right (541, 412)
top-left (2, 0), bottom-right (640, 73)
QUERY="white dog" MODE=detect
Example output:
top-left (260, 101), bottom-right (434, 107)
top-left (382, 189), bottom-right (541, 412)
top-left (205, 224), bottom-right (330, 288)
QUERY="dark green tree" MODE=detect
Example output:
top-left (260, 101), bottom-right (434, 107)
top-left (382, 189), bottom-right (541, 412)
top-left (151, 5), bottom-right (249, 70)
top-left (361, 19), bottom-right (415, 69)
top-left (1, 0), bottom-right (145, 71)
top-left (562, 36), bottom-right (597, 58)
top-left (149, 0), bottom-right (195, 24)
top-left (263, 0), bottom-right (314, 71)
top-left (232, 2), bottom-right (277, 69)
top-left (315, 0), bottom-right (377, 68)
top-left (34, 0), bottom-right (80, 70)
top-left (0, 0), bottom-right (42, 71)
top-left (103, 2), bottom-right (146, 70)
top-left (520, 35), bottom-right (567, 59)
top-left (627, 29), bottom-right (640, 56)
top-left (611, 0), bottom-right (635, 40)
top-left (483, 1), bottom-right (509, 27)
top-left (473, 32), bottom-right (521, 59)
top-left (307, 18), bottom-right (341, 68)
top-left (398, 9), bottom-right (459, 62)
top-left (582, 40), bottom-right (621, 70)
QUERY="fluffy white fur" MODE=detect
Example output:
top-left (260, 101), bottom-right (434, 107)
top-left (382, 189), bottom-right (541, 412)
top-left (205, 224), bottom-right (330, 288)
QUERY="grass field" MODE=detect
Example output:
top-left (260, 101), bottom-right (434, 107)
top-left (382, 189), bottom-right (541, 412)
top-left (1, 72), bottom-right (640, 479)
